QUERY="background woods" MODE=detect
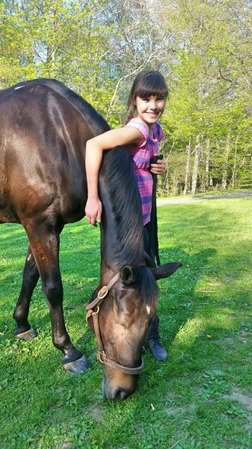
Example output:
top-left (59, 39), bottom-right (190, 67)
top-left (1, 0), bottom-right (251, 195)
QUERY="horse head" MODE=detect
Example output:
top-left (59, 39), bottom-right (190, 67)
top-left (86, 262), bottom-right (181, 400)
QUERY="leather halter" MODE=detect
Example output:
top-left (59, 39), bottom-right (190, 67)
top-left (85, 272), bottom-right (144, 375)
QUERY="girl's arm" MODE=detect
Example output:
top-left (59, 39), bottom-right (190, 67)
top-left (85, 126), bottom-right (143, 225)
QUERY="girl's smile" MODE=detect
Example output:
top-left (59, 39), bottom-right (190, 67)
top-left (134, 95), bottom-right (166, 126)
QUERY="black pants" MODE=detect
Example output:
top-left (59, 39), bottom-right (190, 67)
top-left (146, 314), bottom-right (160, 341)
top-left (144, 223), bottom-right (161, 341)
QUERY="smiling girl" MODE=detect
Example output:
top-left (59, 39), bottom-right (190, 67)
top-left (85, 70), bottom-right (169, 361)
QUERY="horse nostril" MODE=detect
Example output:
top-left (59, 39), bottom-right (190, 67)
top-left (114, 388), bottom-right (128, 400)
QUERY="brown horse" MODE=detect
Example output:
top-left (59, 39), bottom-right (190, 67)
top-left (0, 79), bottom-right (180, 400)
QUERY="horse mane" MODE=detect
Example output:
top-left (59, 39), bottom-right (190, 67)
top-left (100, 147), bottom-right (145, 267)
top-left (11, 78), bottom-right (110, 136)
top-left (100, 150), bottom-right (158, 305)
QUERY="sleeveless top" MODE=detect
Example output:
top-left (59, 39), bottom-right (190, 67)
top-left (126, 118), bottom-right (165, 225)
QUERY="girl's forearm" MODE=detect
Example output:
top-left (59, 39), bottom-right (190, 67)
top-left (85, 127), bottom-right (141, 199)
top-left (85, 141), bottom-right (103, 198)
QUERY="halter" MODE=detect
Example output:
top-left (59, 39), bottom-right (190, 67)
top-left (85, 272), bottom-right (144, 375)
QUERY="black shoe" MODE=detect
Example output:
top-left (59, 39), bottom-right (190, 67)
top-left (148, 339), bottom-right (168, 361)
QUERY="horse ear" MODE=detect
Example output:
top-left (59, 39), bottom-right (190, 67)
top-left (152, 262), bottom-right (182, 280)
top-left (144, 252), bottom-right (157, 268)
top-left (120, 265), bottom-right (135, 285)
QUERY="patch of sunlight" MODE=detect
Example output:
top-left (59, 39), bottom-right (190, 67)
top-left (0, 226), bottom-right (26, 239)
top-left (0, 258), bottom-right (24, 268)
top-left (174, 313), bottom-right (238, 348)
top-left (196, 278), bottom-right (223, 294)
top-left (175, 317), bottom-right (205, 347)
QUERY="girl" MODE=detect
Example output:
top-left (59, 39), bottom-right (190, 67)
top-left (85, 70), bottom-right (168, 361)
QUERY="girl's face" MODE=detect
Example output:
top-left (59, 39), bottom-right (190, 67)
top-left (134, 95), bottom-right (166, 126)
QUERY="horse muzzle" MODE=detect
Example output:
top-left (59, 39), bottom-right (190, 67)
top-left (102, 371), bottom-right (139, 401)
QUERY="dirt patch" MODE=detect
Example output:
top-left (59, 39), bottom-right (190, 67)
top-left (224, 386), bottom-right (252, 432)
top-left (224, 387), bottom-right (252, 411)
top-left (87, 402), bottom-right (106, 423)
top-left (165, 402), bottom-right (196, 417)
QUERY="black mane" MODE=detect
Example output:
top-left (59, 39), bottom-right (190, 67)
top-left (99, 147), bottom-right (145, 267)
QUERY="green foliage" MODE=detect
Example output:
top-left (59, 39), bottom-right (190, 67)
top-left (0, 198), bottom-right (251, 448)
top-left (0, 0), bottom-right (251, 191)
top-left (158, 0), bottom-right (252, 193)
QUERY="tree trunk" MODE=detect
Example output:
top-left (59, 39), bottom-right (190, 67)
top-left (205, 138), bottom-right (211, 191)
top-left (191, 139), bottom-right (201, 195)
top-left (183, 141), bottom-right (191, 195)
top-left (231, 134), bottom-right (239, 188)
top-left (162, 144), bottom-right (173, 196)
top-left (163, 163), bottom-right (169, 195)
top-left (222, 132), bottom-right (231, 190)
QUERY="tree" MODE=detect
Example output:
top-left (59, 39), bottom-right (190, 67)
top-left (157, 0), bottom-right (252, 193)
top-left (1, 0), bottom-right (251, 194)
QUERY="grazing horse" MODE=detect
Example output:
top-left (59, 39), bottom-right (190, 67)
top-left (0, 79), bottom-right (180, 400)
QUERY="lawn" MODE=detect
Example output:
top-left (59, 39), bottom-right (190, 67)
top-left (0, 197), bottom-right (251, 449)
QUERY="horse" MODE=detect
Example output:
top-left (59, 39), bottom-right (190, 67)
top-left (0, 79), bottom-right (181, 400)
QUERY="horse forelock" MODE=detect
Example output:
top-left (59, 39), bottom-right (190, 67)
top-left (135, 265), bottom-right (158, 307)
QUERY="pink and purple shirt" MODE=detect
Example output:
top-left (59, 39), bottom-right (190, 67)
top-left (126, 118), bottom-right (165, 225)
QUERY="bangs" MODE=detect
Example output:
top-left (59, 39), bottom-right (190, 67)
top-left (135, 72), bottom-right (168, 99)
top-left (136, 84), bottom-right (168, 100)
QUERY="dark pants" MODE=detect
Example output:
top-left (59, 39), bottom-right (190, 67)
top-left (144, 223), bottom-right (161, 341)
top-left (146, 314), bottom-right (160, 341)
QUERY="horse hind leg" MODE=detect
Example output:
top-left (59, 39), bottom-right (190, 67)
top-left (13, 246), bottom-right (39, 340)
top-left (25, 223), bottom-right (89, 373)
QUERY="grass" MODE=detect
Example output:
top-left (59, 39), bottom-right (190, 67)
top-left (0, 197), bottom-right (251, 449)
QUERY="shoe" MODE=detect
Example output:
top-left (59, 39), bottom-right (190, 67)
top-left (148, 339), bottom-right (168, 361)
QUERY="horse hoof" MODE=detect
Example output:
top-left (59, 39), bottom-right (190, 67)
top-left (15, 327), bottom-right (37, 340)
top-left (63, 356), bottom-right (89, 374)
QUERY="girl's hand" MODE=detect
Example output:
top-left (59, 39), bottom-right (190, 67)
top-left (150, 159), bottom-right (166, 175)
top-left (85, 197), bottom-right (102, 226)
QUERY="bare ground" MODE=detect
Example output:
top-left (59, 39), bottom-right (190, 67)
top-left (157, 190), bottom-right (252, 206)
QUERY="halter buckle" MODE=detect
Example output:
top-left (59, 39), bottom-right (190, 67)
top-left (97, 285), bottom-right (109, 299)
top-left (97, 350), bottom-right (106, 364)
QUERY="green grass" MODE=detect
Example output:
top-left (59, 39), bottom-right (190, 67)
top-left (0, 198), bottom-right (251, 449)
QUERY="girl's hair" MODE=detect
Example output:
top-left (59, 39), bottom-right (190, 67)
top-left (126, 70), bottom-right (168, 122)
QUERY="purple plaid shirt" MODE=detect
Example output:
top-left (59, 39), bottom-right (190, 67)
top-left (126, 118), bottom-right (164, 225)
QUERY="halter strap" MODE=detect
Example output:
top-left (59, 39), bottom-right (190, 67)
top-left (85, 272), bottom-right (144, 376)
top-left (97, 350), bottom-right (144, 375)
top-left (86, 272), bottom-right (120, 313)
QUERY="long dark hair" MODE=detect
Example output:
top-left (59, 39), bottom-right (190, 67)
top-left (126, 70), bottom-right (168, 122)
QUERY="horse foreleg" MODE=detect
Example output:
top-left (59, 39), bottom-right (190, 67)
top-left (13, 246), bottom-right (39, 340)
top-left (26, 225), bottom-right (89, 373)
